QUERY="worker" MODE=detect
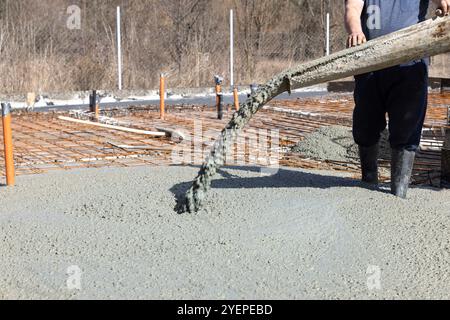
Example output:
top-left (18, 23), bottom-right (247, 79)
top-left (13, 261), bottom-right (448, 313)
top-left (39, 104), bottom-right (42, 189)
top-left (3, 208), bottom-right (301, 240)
top-left (345, 0), bottom-right (450, 198)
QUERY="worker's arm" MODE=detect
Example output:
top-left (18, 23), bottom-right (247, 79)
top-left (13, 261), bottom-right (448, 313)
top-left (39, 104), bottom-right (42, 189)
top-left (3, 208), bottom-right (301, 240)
top-left (433, 0), bottom-right (450, 15)
top-left (345, 0), bottom-right (366, 48)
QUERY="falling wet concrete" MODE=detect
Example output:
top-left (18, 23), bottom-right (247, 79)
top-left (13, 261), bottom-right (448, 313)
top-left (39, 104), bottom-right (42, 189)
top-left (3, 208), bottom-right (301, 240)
top-left (179, 78), bottom-right (287, 213)
top-left (1, 165), bottom-right (450, 299)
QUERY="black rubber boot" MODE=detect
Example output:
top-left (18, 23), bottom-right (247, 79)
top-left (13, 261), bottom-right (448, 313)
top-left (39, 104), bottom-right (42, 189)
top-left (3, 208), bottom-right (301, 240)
top-left (359, 144), bottom-right (379, 185)
top-left (391, 148), bottom-right (416, 199)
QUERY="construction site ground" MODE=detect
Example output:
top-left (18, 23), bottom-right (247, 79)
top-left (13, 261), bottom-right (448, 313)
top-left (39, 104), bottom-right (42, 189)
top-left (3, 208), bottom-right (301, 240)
top-left (1, 93), bottom-right (449, 185)
top-left (1, 93), bottom-right (450, 299)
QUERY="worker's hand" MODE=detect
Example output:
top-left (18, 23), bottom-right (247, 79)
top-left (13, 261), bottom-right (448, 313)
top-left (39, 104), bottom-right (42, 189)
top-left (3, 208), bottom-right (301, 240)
top-left (434, 0), bottom-right (450, 15)
top-left (347, 32), bottom-right (367, 48)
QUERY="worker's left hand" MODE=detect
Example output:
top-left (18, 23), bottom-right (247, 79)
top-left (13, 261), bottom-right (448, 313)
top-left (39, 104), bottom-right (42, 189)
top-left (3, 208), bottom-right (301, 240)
top-left (434, 0), bottom-right (450, 15)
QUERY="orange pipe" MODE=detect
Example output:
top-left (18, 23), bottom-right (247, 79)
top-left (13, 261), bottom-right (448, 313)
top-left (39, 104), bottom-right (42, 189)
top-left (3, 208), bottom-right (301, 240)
top-left (233, 87), bottom-right (239, 111)
top-left (95, 104), bottom-right (100, 120)
top-left (215, 84), bottom-right (221, 110)
top-left (160, 74), bottom-right (165, 120)
top-left (2, 103), bottom-right (15, 186)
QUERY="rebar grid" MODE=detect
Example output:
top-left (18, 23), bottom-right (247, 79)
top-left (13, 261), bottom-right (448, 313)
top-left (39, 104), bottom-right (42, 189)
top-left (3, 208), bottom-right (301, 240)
top-left (1, 93), bottom-right (449, 187)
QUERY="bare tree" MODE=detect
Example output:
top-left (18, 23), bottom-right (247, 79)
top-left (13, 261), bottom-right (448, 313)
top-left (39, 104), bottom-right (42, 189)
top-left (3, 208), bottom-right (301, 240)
top-left (0, 0), bottom-right (350, 93)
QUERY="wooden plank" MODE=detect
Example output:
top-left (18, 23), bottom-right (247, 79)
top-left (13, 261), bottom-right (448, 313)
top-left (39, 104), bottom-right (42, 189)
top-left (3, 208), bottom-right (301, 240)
top-left (58, 116), bottom-right (166, 137)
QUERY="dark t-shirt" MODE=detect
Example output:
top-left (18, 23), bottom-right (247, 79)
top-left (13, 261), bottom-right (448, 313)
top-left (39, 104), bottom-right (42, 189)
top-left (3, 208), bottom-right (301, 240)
top-left (361, 0), bottom-right (429, 40)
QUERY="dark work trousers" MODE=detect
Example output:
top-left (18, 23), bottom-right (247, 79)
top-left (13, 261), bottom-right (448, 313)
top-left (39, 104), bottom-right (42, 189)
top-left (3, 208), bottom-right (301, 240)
top-left (353, 60), bottom-right (428, 151)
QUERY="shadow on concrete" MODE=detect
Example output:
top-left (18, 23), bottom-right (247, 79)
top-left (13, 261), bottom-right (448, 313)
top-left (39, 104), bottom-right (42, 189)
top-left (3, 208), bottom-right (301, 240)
top-left (170, 165), bottom-right (390, 213)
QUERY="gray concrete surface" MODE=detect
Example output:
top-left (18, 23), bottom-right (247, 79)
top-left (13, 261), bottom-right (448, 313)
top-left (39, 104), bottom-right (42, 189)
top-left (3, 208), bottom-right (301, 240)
top-left (1, 165), bottom-right (449, 299)
top-left (291, 126), bottom-right (391, 162)
top-left (292, 126), bottom-right (359, 162)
